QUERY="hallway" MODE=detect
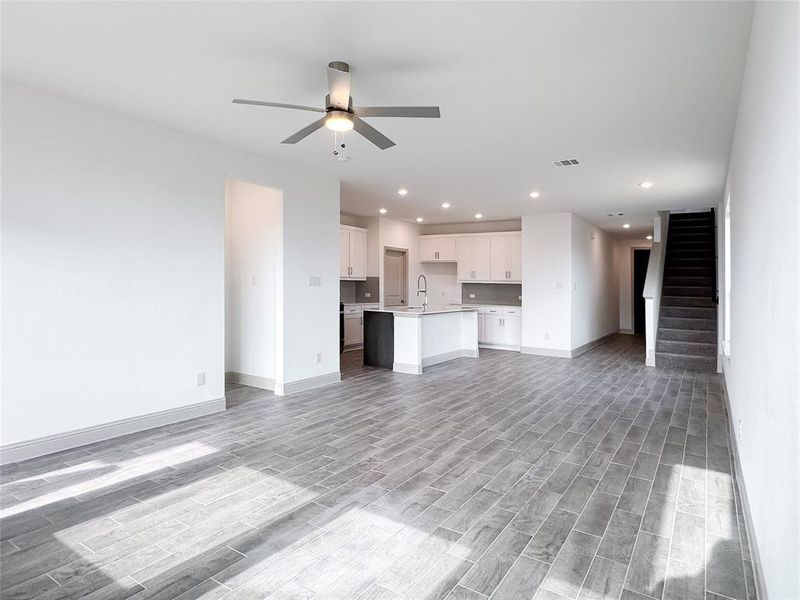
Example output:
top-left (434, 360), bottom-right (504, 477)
top-left (1, 336), bottom-right (757, 600)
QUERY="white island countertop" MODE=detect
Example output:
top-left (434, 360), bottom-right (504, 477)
top-left (364, 305), bottom-right (478, 317)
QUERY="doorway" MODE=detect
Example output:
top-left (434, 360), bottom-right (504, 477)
top-left (633, 248), bottom-right (651, 335)
top-left (383, 248), bottom-right (408, 307)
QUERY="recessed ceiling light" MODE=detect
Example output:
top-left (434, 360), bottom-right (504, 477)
top-left (415, 217), bottom-right (424, 223)
top-left (441, 202), bottom-right (450, 209)
top-left (378, 208), bottom-right (387, 214)
top-left (474, 213), bottom-right (483, 219)
top-left (639, 181), bottom-right (654, 189)
top-left (646, 235), bottom-right (653, 240)
top-left (529, 191), bottom-right (541, 199)
top-left (623, 223), bottom-right (631, 229)
top-left (398, 188), bottom-right (409, 196)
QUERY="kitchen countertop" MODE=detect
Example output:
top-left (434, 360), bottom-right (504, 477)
top-left (364, 306), bottom-right (478, 316)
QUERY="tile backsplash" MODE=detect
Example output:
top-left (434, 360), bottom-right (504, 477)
top-left (462, 283), bottom-right (522, 306)
top-left (340, 277), bottom-right (379, 303)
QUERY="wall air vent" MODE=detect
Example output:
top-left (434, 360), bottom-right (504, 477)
top-left (552, 158), bottom-right (580, 167)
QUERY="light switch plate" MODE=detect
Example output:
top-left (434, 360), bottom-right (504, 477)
top-left (469, 293), bottom-right (476, 298)
top-left (308, 275), bottom-right (321, 287)
top-left (364, 292), bottom-right (371, 298)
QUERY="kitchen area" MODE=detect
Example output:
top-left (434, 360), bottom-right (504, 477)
top-left (340, 216), bottom-right (523, 375)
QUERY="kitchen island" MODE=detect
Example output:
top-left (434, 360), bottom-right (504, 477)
top-left (363, 306), bottom-right (479, 374)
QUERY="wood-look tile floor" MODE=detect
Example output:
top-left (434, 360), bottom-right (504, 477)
top-left (0, 336), bottom-right (759, 600)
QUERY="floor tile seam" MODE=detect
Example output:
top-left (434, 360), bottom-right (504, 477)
top-left (662, 369), bottom-right (699, 600)
top-left (610, 369), bottom-right (686, 598)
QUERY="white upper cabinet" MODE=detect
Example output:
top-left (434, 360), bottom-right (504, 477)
top-left (457, 237), bottom-right (491, 281)
top-left (420, 237), bottom-right (456, 262)
top-left (489, 234), bottom-right (521, 282)
top-left (340, 225), bottom-right (367, 280)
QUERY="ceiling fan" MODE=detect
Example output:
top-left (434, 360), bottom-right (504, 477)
top-left (233, 61), bottom-right (440, 150)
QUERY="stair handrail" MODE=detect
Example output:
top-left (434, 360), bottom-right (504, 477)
top-left (643, 210), bottom-right (670, 366)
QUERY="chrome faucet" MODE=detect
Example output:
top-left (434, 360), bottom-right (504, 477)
top-left (416, 274), bottom-right (428, 310)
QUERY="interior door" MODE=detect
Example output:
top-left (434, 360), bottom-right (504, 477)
top-left (473, 237), bottom-right (491, 280)
top-left (340, 230), bottom-right (350, 278)
top-left (633, 249), bottom-right (650, 334)
top-left (457, 238), bottom-right (475, 280)
top-left (490, 237), bottom-right (510, 281)
top-left (384, 249), bottom-right (407, 306)
top-left (349, 229), bottom-right (366, 279)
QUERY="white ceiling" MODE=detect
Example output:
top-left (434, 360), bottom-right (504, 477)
top-left (2, 1), bottom-right (753, 239)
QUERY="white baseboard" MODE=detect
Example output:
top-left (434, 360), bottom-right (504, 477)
top-left (570, 332), bottom-right (618, 357)
top-left (522, 333), bottom-right (618, 359)
top-left (619, 328), bottom-right (635, 335)
top-left (0, 397), bottom-right (226, 465)
top-left (225, 372), bottom-right (275, 390)
top-left (393, 362), bottom-right (423, 375)
top-left (521, 346), bottom-right (572, 358)
top-left (479, 343), bottom-right (521, 352)
top-left (274, 371), bottom-right (341, 396)
top-left (422, 348), bottom-right (479, 367)
top-left (720, 374), bottom-right (768, 600)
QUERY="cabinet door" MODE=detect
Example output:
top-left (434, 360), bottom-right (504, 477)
top-left (508, 234), bottom-right (522, 282)
top-left (490, 237), bottom-right (511, 281)
top-left (340, 230), bottom-right (350, 278)
top-left (419, 238), bottom-right (438, 262)
top-left (349, 229), bottom-right (367, 279)
top-left (473, 237), bottom-right (492, 280)
top-left (456, 238), bottom-right (475, 281)
top-left (344, 315), bottom-right (361, 345)
top-left (483, 314), bottom-right (503, 345)
top-left (436, 238), bottom-right (457, 261)
top-left (502, 315), bottom-right (521, 347)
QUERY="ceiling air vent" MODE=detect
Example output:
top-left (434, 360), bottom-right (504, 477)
top-left (552, 158), bottom-right (580, 167)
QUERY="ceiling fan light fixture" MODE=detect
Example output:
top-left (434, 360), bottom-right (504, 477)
top-left (325, 111), bottom-right (354, 132)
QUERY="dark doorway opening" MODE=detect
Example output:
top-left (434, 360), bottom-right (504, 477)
top-left (633, 248), bottom-right (651, 335)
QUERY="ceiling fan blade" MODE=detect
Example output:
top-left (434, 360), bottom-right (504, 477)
top-left (281, 117), bottom-right (327, 144)
top-left (354, 106), bottom-right (441, 118)
top-left (352, 117), bottom-right (395, 150)
top-left (327, 61), bottom-right (352, 110)
top-left (233, 99), bottom-right (324, 113)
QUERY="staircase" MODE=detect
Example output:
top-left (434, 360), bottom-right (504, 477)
top-left (656, 211), bottom-right (718, 371)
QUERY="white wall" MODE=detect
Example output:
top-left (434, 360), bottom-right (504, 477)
top-left (618, 239), bottom-right (653, 333)
top-left (570, 215), bottom-right (620, 349)
top-left (1, 81), bottom-right (339, 448)
top-left (719, 1), bottom-right (800, 597)
top-left (521, 213), bottom-right (573, 353)
top-left (225, 179), bottom-right (281, 383)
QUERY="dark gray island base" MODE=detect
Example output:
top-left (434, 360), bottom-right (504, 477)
top-left (363, 310), bottom-right (394, 369)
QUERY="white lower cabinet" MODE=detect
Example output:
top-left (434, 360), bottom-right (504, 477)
top-left (477, 306), bottom-right (521, 349)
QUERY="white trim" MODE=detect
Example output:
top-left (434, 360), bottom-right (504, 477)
top-left (619, 328), bottom-right (635, 335)
top-left (521, 333), bottom-right (618, 359)
top-left (274, 371), bottom-right (340, 396)
top-left (521, 346), bottom-right (572, 358)
top-left (570, 332), bottom-right (618, 357)
top-left (421, 348), bottom-right (479, 367)
top-left (393, 362), bottom-right (423, 375)
top-left (0, 397), bottom-right (226, 465)
top-left (720, 374), bottom-right (768, 600)
top-left (479, 343), bottom-right (521, 352)
top-left (225, 372), bottom-right (275, 390)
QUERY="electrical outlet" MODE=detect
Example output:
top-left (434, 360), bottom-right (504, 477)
top-left (308, 275), bottom-right (321, 287)
top-left (196, 371), bottom-right (206, 386)
top-left (469, 293), bottom-right (476, 299)
top-left (364, 292), bottom-right (371, 298)
top-left (738, 418), bottom-right (742, 441)
top-left (250, 275), bottom-right (257, 286)
top-left (544, 333), bottom-right (550, 340)
top-left (518, 295), bottom-right (522, 301)
top-left (555, 282), bottom-right (563, 290)
top-left (315, 352), bottom-right (322, 364)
